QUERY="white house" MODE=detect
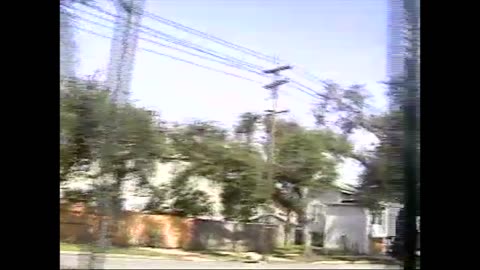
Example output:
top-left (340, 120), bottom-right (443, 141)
top-left (60, 161), bottom-right (225, 219)
top-left (306, 184), bottom-right (357, 235)
top-left (323, 203), bottom-right (370, 254)
top-left (368, 202), bottom-right (403, 239)
top-left (302, 185), bottom-right (403, 255)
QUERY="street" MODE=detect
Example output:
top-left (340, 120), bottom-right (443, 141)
top-left (61, 253), bottom-right (401, 269)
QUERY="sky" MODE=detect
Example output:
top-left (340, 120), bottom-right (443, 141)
top-left (73, 0), bottom-right (388, 186)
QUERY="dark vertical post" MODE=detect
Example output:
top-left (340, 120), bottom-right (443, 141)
top-left (402, 0), bottom-right (419, 269)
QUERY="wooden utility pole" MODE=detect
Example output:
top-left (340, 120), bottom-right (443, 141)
top-left (89, 1), bottom-right (146, 268)
top-left (107, 0), bottom-right (146, 104)
top-left (259, 65), bottom-right (291, 260)
top-left (263, 65), bottom-right (292, 196)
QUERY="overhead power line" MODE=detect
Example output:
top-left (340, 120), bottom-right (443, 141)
top-left (118, 2), bottom-right (278, 63)
top-left (289, 80), bottom-right (329, 99)
top-left (68, 11), bottom-right (323, 103)
top-left (141, 10), bottom-right (277, 63)
top-left (67, 2), bottom-right (341, 105)
top-left (68, 12), bottom-right (265, 76)
top-left (89, 3), bottom-right (335, 100)
top-left (75, 3), bottom-right (267, 72)
top-left (286, 84), bottom-right (322, 100)
top-left (122, 3), bottom-right (331, 86)
top-left (72, 25), bottom-right (264, 84)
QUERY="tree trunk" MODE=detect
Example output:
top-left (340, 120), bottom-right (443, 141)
top-left (303, 216), bottom-right (312, 256)
top-left (284, 210), bottom-right (291, 247)
top-left (87, 185), bottom-right (117, 270)
top-left (88, 217), bottom-right (110, 269)
top-left (232, 222), bottom-right (238, 252)
top-left (98, 216), bottom-right (111, 247)
top-left (301, 187), bottom-right (312, 256)
top-left (260, 221), bottom-right (267, 259)
top-left (246, 134), bottom-right (252, 147)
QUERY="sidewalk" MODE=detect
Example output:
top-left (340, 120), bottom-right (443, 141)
top-left (60, 243), bottom-right (400, 265)
top-left (60, 250), bottom-right (400, 265)
top-left (60, 250), bottom-right (221, 262)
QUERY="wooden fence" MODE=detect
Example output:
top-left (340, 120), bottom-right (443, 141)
top-left (60, 203), bottom-right (282, 252)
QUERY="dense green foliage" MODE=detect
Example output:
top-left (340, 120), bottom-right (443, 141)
top-left (60, 78), bottom-right (166, 214)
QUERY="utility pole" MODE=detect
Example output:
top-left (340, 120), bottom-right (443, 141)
top-left (88, 1), bottom-right (146, 268)
top-left (402, 0), bottom-right (419, 269)
top-left (107, 0), bottom-right (146, 104)
top-left (259, 64), bottom-right (291, 260)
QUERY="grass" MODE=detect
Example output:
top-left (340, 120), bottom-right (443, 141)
top-left (273, 245), bottom-right (304, 256)
top-left (272, 245), bottom-right (313, 261)
top-left (270, 245), bottom-right (401, 265)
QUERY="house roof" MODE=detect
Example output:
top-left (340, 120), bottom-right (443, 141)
top-left (326, 202), bottom-right (362, 207)
top-left (335, 182), bottom-right (358, 194)
top-left (379, 202), bottom-right (403, 208)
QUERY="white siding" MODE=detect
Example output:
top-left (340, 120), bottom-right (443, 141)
top-left (309, 189), bottom-right (343, 204)
top-left (61, 161), bottom-right (224, 217)
top-left (307, 189), bottom-right (344, 233)
top-left (124, 162), bottom-right (224, 216)
top-left (324, 205), bottom-right (369, 254)
top-left (385, 206), bottom-right (401, 237)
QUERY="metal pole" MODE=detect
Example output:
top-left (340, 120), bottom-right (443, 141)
top-left (402, 0), bottom-right (419, 269)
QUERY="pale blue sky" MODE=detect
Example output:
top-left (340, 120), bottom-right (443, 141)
top-left (74, 0), bottom-right (388, 185)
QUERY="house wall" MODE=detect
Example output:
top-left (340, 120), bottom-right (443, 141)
top-left (308, 189), bottom-right (343, 205)
top-left (384, 203), bottom-right (402, 237)
top-left (323, 204), bottom-right (369, 254)
top-left (367, 203), bottom-right (403, 238)
top-left (61, 161), bottom-right (225, 218)
top-left (309, 214), bottom-right (326, 234)
top-left (307, 189), bottom-right (345, 234)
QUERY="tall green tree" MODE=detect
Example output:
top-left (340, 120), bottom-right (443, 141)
top-left (312, 82), bottom-right (374, 135)
top-left (355, 29), bottom-right (420, 209)
top-left (60, 78), bottom-right (110, 182)
top-left (165, 120), bottom-right (264, 221)
top-left (356, 111), bottom-right (407, 207)
top-left (271, 120), bottom-right (352, 253)
top-left (220, 142), bottom-right (264, 221)
top-left (60, 77), bottom-right (166, 269)
top-left (234, 112), bottom-right (262, 146)
top-left (310, 80), bottom-right (408, 205)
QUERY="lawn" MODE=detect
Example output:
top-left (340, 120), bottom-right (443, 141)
top-left (271, 245), bottom-right (401, 264)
